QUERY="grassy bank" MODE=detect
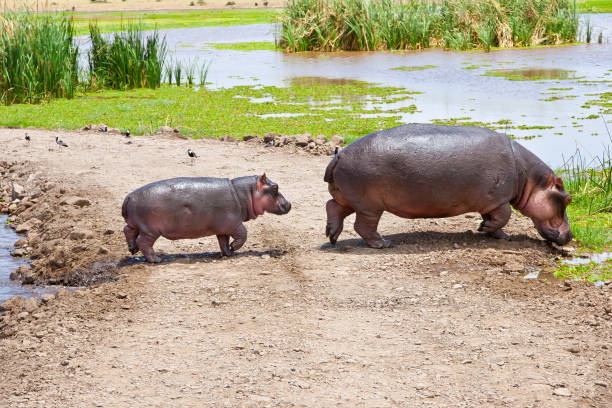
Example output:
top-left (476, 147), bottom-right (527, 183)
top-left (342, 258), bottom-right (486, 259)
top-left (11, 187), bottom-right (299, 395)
top-left (278, 0), bottom-right (579, 52)
top-left (577, 0), bottom-right (612, 12)
top-left (0, 81), bottom-right (417, 139)
top-left (69, 9), bottom-right (281, 36)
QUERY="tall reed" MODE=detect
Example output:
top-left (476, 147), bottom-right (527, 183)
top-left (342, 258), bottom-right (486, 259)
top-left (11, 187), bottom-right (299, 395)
top-left (278, 0), bottom-right (579, 52)
top-left (88, 22), bottom-right (167, 90)
top-left (0, 12), bottom-right (78, 104)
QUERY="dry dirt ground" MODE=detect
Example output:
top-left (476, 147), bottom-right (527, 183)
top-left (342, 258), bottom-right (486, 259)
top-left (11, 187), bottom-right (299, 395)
top-left (4, 0), bottom-right (283, 13)
top-left (0, 127), bottom-right (611, 407)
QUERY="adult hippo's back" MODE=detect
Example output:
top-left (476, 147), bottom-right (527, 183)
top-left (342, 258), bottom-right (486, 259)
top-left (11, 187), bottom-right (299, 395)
top-left (324, 124), bottom-right (572, 248)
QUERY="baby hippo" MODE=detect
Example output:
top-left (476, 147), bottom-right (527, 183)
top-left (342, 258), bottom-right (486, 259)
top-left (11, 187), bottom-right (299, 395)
top-left (122, 174), bottom-right (291, 262)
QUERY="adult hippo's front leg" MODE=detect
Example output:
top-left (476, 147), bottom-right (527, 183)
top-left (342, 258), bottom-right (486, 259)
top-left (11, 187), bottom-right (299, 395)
top-left (478, 203), bottom-right (512, 240)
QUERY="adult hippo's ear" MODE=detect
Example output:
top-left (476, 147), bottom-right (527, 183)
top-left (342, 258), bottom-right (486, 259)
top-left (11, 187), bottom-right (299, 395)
top-left (555, 177), bottom-right (565, 189)
top-left (256, 173), bottom-right (268, 192)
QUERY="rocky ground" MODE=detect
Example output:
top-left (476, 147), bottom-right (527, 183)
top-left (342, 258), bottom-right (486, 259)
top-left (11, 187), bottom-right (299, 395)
top-left (0, 127), bottom-right (610, 407)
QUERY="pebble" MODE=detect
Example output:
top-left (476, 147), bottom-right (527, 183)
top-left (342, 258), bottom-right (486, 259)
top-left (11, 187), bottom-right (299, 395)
top-left (566, 346), bottom-right (580, 354)
top-left (552, 387), bottom-right (571, 397)
top-left (452, 284), bottom-right (463, 289)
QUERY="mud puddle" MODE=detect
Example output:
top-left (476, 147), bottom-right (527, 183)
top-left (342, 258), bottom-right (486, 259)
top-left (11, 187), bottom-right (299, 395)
top-left (0, 215), bottom-right (58, 302)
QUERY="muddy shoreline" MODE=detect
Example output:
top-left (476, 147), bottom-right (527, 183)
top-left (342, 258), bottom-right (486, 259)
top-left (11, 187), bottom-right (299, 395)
top-left (0, 127), bottom-right (610, 407)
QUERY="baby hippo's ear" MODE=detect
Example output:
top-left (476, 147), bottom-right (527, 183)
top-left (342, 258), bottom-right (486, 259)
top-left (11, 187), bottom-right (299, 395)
top-left (256, 173), bottom-right (268, 192)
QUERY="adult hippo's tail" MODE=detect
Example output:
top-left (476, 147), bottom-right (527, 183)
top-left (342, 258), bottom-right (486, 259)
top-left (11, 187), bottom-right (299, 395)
top-left (324, 153), bottom-right (340, 183)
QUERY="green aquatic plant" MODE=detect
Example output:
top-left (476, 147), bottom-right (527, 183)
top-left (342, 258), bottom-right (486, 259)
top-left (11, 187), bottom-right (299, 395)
top-left (88, 21), bottom-right (167, 90)
top-left (278, 0), bottom-right (579, 52)
top-left (483, 68), bottom-right (578, 81)
top-left (391, 65), bottom-right (438, 72)
top-left (207, 42), bottom-right (278, 51)
top-left (0, 12), bottom-right (78, 105)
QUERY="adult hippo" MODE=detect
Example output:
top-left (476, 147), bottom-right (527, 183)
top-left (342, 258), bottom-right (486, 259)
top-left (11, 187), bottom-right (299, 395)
top-left (122, 174), bottom-right (291, 262)
top-left (324, 124), bottom-right (572, 248)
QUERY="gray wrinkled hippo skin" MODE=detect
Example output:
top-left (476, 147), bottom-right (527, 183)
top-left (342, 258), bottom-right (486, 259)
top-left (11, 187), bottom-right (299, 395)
top-left (324, 124), bottom-right (572, 248)
top-left (122, 174), bottom-right (291, 262)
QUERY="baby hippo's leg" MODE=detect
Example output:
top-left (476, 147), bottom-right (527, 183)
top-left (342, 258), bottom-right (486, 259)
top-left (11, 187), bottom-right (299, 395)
top-left (478, 203), bottom-right (512, 240)
top-left (229, 223), bottom-right (247, 252)
top-left (216, 235), bottom-right (232, 257)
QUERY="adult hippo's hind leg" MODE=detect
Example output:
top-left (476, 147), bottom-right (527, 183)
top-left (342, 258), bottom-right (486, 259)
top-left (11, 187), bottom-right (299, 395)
top-left (123, 224), bottom-right (139, 254)
top-left (478, 203), bottom-right (512, 240)
top-left (354, 211), bottom-right (391, 248)
top-left (325, 199), bottom-right (355, 246)
top-left (136, 232), bottom-right (162, 263)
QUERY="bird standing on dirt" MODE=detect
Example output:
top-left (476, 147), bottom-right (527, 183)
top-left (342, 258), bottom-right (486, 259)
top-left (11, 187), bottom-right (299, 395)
top-left (125, 129), bottom-right (131, 137)
top-left (55, 136), bottom-right (68, 149)
top-left (187, 148), bottom-right (197, 165)
top-left (99, 126), bottom-right (108, 132)
top-left (25, 133), bottom-right (30, 142)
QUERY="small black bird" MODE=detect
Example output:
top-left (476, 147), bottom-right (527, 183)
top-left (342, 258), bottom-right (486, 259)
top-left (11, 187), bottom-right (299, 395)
top-left (98, 126), bottom-right (108, 132)
top-left (265, 140), bottom-right (275, 148)
top-left (187, 149), bottom-right (197, 158)
top-left (25, 133), bottom-right (30, 142)
top-left (55, 136), bottom-right (68, 148)
top-left (334, 146), bottom-right (339, 156)
top-left (125, 129), bottom-right (131, 137)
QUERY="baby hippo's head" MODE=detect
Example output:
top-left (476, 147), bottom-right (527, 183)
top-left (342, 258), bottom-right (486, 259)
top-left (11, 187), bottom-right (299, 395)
top-left (253, 173), bottom-right (291, 215)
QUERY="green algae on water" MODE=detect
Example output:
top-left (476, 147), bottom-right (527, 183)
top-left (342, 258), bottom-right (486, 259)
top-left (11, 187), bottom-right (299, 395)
top-left (483, 68), bottom-right (579, 81)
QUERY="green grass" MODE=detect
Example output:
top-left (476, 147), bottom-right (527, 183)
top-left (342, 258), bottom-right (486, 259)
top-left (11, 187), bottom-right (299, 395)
top-left (577, 0), bottom-right (612, 13)
top-left (483, 68), bottom-right (578, 81)
top-left (69, 9), bottom-right (281, 36)
top-left (391, 65), bottom-right (439, 72)
top-left (0, 81), bottom-right (418, 141)
top-left (206, 41), bottom-right (278, 51)
top-left (582, 92), bottom-right (612, 115)
top-left (554, 259), bottom-right (612, 283)
top-left (278, 0), bottom-right (579, 52)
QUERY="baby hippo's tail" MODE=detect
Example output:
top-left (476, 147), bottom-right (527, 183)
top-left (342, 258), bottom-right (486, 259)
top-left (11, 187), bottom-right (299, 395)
top-left (324, 153), bottom-right (340, 183)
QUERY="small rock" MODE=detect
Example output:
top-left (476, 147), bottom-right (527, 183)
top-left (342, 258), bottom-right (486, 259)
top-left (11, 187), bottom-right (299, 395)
top-left (261, 254), bottom-right (270, 259)
top-left (453, 243), bottom-right (461, 249)
top-left (55, 288), bottom-right (69, 298)
top-left (15, 218), bottom-right (41, 234)
top-left (295, 133), bottom-right (312, 147)
top-left (222, 135), bottom-right (237, 143)
top-left (61, 196), bottom-right (91, 208)
top-left (23, 297), bottom-right (39, 313)
top-left (69, 228), bottom-right (94, 240)
top-left (315, 134), bottom-right (327, 145)
top-left (11, 248), bottom-right (26, 257)
top-left (331, 135), bottom-right (344, 146)
top-left (594, 381), bottom-right (607, 387)
top-left (452, 284), bottom-right (463, 289)
top-left (566, 346), bottom-right (580, 354)
top-left (415, 383), bottom-right (427, 391)
top-left (13, 238), bottom-right (28, 247)
top-left (98, 246), bottom-right (109, 255)
top-left (11, 183), bottom-right (25, 200)
top-left (263, 132), bottom-right (276, 143)
top-left (60, 360), bottom-right (69, 366)
top-left (21, 271), bottom-right (34, 285)
top-left (552, 387), bottom-right (571, 397)
top-left (503, 262), bottom-right (524, 275)
top-left (103, 229), bottom-right (115, 235)
top-left (157, 125), bottom-right (174, 133)
top-left (117, 292), bottom-right (128, 299)
top-left (41, 294), bottom-right (55, 304)
top-left (0, 296), bottom-right (25, 312)
top-left (242, 135), bottom-right (257, 141)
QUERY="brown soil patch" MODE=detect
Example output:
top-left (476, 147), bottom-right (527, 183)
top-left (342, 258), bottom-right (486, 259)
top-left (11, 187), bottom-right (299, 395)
top-left (0, 128), bottom-right (610, 407)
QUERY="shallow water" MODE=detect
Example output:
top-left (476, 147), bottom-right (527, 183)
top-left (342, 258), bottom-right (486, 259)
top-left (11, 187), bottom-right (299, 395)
top-left (0, 216), bottom-right (57, 303)
top-left (77, 14), bottom-right (612, 168)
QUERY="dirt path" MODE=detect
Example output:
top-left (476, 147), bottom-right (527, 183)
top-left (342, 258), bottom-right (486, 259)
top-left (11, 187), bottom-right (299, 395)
top-left (0, 128), bottom-right (610, 407)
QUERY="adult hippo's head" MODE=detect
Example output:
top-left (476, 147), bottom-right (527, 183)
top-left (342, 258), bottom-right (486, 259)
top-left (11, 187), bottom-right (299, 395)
top-left (253, 173), bottom-right (292, 216)
top-left (520, 174), bottom-right (573, 246)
